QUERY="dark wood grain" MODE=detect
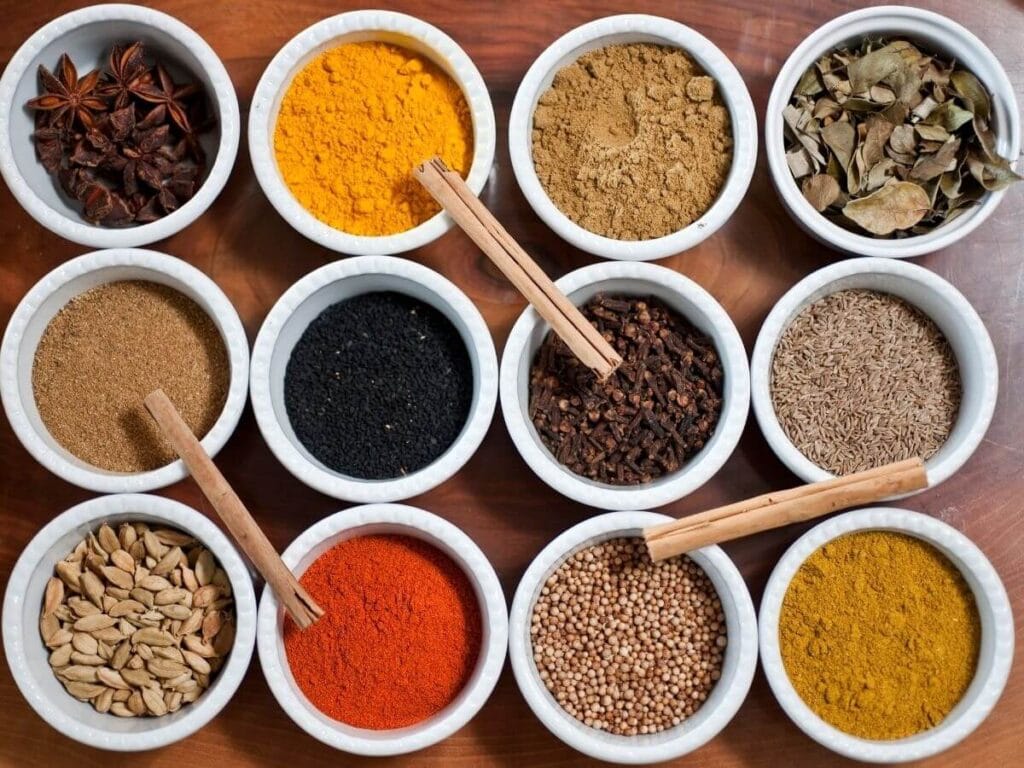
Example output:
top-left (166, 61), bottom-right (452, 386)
top-left (1, 1), bottom-right (1021, 766)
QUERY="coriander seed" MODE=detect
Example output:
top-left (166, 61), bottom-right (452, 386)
top-left (530, 537), bottom-right (726, 736)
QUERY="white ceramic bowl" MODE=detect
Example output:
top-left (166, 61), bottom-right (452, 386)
top-left (500, 261), bottom-right (749, 510)
top-left (509, 511), bottom-right (758, 764)
top-left (257, 503), bottom-right (507, 756)
top-left (0, 248), bottom-right (250, 494)
top-left (765, 5), bottom-right (1022, 258)
top-left (508, 14), bottom-right (757, 261)
top-left (760, 507), bottom-right (1013, 762)
top-left (0, 4), bottom-right (240, 248)
top-left (250, 255), bottom-right (497, 502)
top-left (751, 257), bottom-right (997, 492)
top-left (2, 493), bottom-right (257, 752)
top-left (249, 10), bottom-right (496, 256)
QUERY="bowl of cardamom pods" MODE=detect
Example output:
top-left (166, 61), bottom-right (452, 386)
top-left (1, 493), bottom-right (257, 751)
top-left (766, 5), bottom-right (1021, 258)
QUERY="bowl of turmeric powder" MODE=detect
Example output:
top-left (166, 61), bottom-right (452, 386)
top-left (759, 508), bottom-right (1014, 763)
top-left (249, 11), bottom-right (496, 256)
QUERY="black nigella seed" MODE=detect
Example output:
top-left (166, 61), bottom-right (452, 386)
top-left (284, 292), bottom-right (473, 480)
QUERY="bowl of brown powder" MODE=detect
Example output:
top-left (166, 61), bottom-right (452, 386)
top-left (508, 14), bottom-right (757, 261)
top-left (0, 248), bottom-right (249, 493)
top-left (500, 261), bottom-right (749, 510)
top-left (508, 511), bottom-right (758, 762)
top-left (750, 257), bottom-right (997, 492)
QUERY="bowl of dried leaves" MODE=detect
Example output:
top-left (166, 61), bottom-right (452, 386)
top-left (0, 4), bottom-right (239, 248)
top-left (766, 6), bottom-right (1021, 258)
top-left (2, 493), bottom-right (257, 751)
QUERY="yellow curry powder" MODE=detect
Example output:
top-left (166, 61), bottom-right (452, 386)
top-left (779, 531), bottom-right (980, 740)
top-left (274, 42), bottom-right (473, 236)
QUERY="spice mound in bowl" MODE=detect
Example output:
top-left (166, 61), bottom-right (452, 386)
top-left (529, 293), bottom-right (724, 486)
top-left (32, 280), bottom-right (230, 473)
top-left (531, 537), bottom-right (726, 735)
top-left (26, 41), bottom-right (217, 227)
top-left (784, 37), bottom-right (1020, 239)
top-left (274, 41), bottom-right (473, 237)
top-left (770, 288), bottom-right (960, 476)
top-left (283, 291), bottom-right (473, 480)
top-left (779, 530), bottom-right (979, 740)
top-left (532, 42), bottom-right (732, 241)
top-left (282, 533), bottom-right (481, 729)
top-left (40, 521), bottom-right (236, 717)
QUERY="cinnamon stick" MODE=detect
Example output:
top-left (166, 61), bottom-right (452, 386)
top-left (414, 157), bottom-right (622, 380)
top-left (644, 457), bottom-right (928, 561)
top-left (144, 389), bottom-right (324, 629)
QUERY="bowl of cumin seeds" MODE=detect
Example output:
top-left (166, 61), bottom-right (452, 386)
top-left (751, 257), bottom-right (997, 492)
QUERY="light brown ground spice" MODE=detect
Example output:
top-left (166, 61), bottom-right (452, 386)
top-left (32, 280), bottom-right (229, 472)
top-left (530, 537), bottom-right (726, 735)
top-left (531, 43), bottom-right (733, 240)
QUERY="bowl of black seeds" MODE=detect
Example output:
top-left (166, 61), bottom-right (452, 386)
top-left (499, 261), bottom-right (749, 511)
top-left (250, 256), bottom-right (498, 502)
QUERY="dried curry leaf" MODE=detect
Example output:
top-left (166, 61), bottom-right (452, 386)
top-left (950, 70), bottom-right (990, 121)
top-left (922, 101), bottom-right (974, 132)
top-left (842, 181), bottom-right (931, 235)
top-left (821, 121), bottom-right (856, 171)
top-left (848, 47), bottom-right (905, 92)
top-left (801, 173), bottom-right (841, 211)
top-left (910, 137), bottom-right (961, 182)
top-left (966, 151), bottom-right (1023, 191)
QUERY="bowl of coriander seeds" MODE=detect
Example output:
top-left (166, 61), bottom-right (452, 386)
top-left (508, 14), bottom-right (757, 261)
top-left (508, 511), bottom-right (758, 764)
top-left (2, 493), bottom-right (257, 751)
top-left (765, 5), bottom-right (1022, 258)
top-left (750, 257), bottom-right (998, 491)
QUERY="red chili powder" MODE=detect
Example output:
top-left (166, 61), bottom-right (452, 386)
top-left (283, 534), bottom-right (482, 729)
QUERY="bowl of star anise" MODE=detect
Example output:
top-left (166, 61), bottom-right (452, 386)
top-left (0, 4), bottom-right (240, 248)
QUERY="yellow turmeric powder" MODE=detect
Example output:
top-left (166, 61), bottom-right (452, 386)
top-left (779, 531), bottom-right (980, 740)
top-left (274, 41), bottom-right (473, 236)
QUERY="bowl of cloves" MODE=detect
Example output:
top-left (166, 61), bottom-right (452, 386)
top-left (499, 261), bottom-right (750, 511)
top-left (0, 4), bottom-right (240, 248)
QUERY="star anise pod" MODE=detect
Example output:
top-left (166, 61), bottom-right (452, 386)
top-left (96, 41), bottom-right (152, 109)
top-left (26, 54), bottom-right (106, 130)
top-left (33, 112), bottom-right (65, 172)
top-left (134, 64), bottom-right (201, 134)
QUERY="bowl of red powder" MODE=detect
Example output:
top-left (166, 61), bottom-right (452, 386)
top-left (256, 503), bottom-right (507, 756)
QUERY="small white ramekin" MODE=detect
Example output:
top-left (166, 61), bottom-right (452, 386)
top-left (500, 261), bottom-right (749, 510)
top-left (508, 14), bottom-right (757, 261)
top-left (509, 511), bottom-right (758, 764)
top-left (0, 248), bottom-right (250, 494)
top-left (257, 503), bottom-right (507, 756)
top-left (750, 257), bottom-right (997, 492)
top-left (249, 10), bottom-right (496, 256)
top-left (0, 4), bottom-right (240, 248)
top-left (2, 493), bottom-right (257, 752)
top-left (250, 255), bottom-right (497, 502)
top-left (760, 507), bottom-right (1014, 762)
top-left (765, 6), bottom-right (1022, 258)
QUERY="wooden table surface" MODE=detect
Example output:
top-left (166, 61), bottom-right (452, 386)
top-left (2, 0), bottom-right (1022, 765)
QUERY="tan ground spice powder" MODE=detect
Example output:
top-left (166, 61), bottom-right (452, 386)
top-left (531, 43), bottom-right (733, 240)
top-left (32, 281), bottom-right (230, 472)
